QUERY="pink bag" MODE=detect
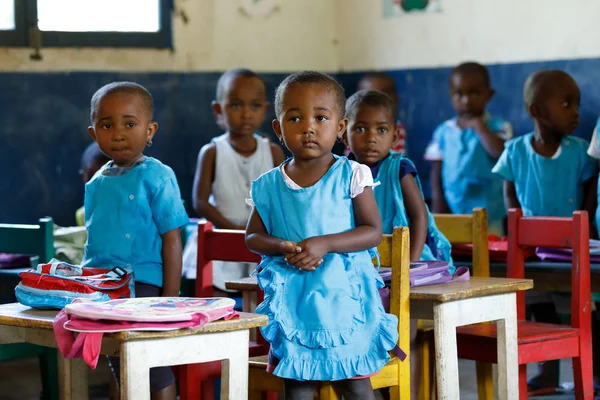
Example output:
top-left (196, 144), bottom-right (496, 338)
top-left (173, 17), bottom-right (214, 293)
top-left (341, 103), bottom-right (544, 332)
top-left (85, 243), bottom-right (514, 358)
top-left (53, 297), bottom-right (239, 368)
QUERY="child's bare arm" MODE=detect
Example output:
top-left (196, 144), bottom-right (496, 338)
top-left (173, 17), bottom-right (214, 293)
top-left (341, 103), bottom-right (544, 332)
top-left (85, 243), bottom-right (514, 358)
top-left (503, 180), bottom-right (520, 211)
top-left (192, 144), bottom-right (245, 230)
top-left (246, 208), bottom-right (301, 257)
top-left (161, 228), bottom-right (182, 297)
top-left (270, 143), bottom-right (286, 166)
top-left (583, 175), bottom-right (598, 238)
top-left (430, 161), bottom-right (451, 213)
top-left (463, 118), bottom-right (505, 159)
top-left (401, 174), bottom-right (428, 261)
top-left (285, 187), bottom-right (382, 270)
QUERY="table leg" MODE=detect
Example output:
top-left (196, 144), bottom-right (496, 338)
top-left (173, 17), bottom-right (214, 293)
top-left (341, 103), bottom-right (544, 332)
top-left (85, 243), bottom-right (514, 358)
top-left (220, 330), bottom-right (250, 400)
top-left (58, 354), bottom-right (88, 400)
top-left (120, 341), bottom-right (150, 400)
top-left (496, 293), bottom-right (518, 400)
top-left (433, 302), bottom-right (460, 400)
top-left (243, 291), bottom-right (258, 341)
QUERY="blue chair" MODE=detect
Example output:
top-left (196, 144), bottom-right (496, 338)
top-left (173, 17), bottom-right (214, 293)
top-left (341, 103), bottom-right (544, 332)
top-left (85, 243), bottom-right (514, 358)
top-left (0, 217), bottom-right (58, 400)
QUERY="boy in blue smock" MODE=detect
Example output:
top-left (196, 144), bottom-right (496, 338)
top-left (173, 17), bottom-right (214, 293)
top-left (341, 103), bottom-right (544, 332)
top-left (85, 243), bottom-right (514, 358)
top-left (75, 142), bottom-right (109, 226)
top-left (345, 89), bottom-right (453, 398)
top-left (493, 70), bottom-right (597, 393)
top-left (83, 82), bottom-right (189, 400)
top-left (425, 62), bottom-right (512, 235)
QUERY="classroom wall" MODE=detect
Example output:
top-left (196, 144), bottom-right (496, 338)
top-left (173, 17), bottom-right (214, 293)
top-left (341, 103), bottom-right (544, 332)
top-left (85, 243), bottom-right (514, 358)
top-left (2, 0), bottom-right (600, 225)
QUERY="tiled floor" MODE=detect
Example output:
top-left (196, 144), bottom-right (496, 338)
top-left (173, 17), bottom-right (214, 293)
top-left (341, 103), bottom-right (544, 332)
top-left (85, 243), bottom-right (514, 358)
top-left (0, 356), bottom-right (585, 399)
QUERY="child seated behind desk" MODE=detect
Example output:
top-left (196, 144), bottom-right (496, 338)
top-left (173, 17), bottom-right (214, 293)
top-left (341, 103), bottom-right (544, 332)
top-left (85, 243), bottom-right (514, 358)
top-left (492, 70), bottom-right (597, 393)
top-left (425, 62), bottom-right (512, 235)
top-left (185, 68), bottom-right (284, 294)
top-left (345, 89), bottom-right (452, 400)
top-left (75, 142), bottom-right (110, 226)
top-left (246, 71), bottom-right (398, 399)
top-left (83, 82), bottom-right (189, 400)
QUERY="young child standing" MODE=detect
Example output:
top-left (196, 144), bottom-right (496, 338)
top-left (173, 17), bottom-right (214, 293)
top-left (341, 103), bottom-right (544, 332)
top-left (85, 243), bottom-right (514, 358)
top-left (76, 142), bottom-right (110, 226)
top-left (83, 82), bottom-right (189, 400)
top-left (246, 71), bottom-right (398, 399)
top-left (358, 72), bottom-right (408, 155)
top-left (345, 89), bottom-right (452, 399)
top-left (493, 70), bottom-right (597, 394)
top-left (186, 68), bottom-right (285, 293)
top-left (425, 62), bottom-right (513, 235)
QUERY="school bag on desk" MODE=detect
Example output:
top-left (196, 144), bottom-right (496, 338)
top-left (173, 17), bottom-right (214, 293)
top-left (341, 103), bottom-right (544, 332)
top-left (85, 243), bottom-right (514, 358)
top-left (52, 297), bottom-right (239, 368)
top-left (15, 260), bottom-right (134, 309)
top-left (452, 234), bottom-right (537, 262)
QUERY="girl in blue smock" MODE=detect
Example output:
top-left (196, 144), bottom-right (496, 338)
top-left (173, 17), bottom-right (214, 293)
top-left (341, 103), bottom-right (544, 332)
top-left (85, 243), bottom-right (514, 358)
top-left (344, 89), bottom-right (453, 397)
top-left (246, 72), bottom-right (398, 400)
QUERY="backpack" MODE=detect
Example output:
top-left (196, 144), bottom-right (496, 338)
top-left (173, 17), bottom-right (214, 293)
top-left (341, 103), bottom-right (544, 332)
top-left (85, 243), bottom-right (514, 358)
top-left (15, 260), bottom-right (134, 309)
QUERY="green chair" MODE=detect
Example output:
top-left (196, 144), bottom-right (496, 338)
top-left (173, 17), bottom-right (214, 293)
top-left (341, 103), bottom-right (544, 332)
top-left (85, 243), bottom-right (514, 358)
top-left (0, 217), bottom-right (58, 400)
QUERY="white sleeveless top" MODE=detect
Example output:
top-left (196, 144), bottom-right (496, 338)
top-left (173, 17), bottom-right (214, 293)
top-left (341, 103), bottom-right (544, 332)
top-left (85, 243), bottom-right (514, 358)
top-left (210, 133), bottom-right (274, 226)
top-left (182, 133), bottom-right (274, 288)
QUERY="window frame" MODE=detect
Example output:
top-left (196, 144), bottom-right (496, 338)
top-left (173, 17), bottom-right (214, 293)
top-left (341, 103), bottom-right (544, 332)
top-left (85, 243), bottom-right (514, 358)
top-left (0, 0), bottom-right (173, 49)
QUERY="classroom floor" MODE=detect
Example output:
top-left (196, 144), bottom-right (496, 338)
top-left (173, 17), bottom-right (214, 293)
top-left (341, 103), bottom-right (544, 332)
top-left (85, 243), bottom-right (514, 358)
top-left (0, 356), bottom-right (585, 399)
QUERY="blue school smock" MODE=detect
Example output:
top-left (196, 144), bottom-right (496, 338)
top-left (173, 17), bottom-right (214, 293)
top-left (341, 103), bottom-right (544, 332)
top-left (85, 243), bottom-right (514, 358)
top-left (492, 133), bottom-right (596, 217)
top-left (372, 154), bottom-right (454, 272)
top-left (82, 157), bottom-right (189, 287)
top-left (425, 116), bottom-right (511, 234)
top-left (251, 156), bottom-right (398, 381)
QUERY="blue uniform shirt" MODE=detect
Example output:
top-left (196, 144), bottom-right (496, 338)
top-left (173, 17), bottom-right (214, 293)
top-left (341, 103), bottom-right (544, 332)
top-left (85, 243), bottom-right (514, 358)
top-left (82, 157), bottom-right (189, 287)
top-left (424, 116), bottom-right (512, 235)
top-left (493, 133), bottom-right (596, 217)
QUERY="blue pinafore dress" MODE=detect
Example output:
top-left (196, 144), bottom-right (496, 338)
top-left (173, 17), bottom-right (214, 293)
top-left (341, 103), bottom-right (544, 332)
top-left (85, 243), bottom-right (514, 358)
top-left (374, 154), bottom-right (455, 273)
top-left (250, 156), bottom-right (398, 381)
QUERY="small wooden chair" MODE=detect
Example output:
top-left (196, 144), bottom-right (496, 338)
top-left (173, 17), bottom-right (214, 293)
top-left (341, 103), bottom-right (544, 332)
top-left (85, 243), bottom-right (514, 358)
top-left (247, 226), bottom-right (412, 400)
top-left (178, 221), bottom-right (267, 400)
top-left (0, 217), bottom-right (58, 400)
top-left (456, 209), bottom-right (594, 399)
top-left (417, 208), bottom-right (493, 399)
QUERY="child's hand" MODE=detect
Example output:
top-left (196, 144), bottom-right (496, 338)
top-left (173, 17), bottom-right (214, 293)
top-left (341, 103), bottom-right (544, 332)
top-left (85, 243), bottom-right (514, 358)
top-left (280, 241), bottom-right (301, 256)
top-left (286, 237), bottom-right (328, 271)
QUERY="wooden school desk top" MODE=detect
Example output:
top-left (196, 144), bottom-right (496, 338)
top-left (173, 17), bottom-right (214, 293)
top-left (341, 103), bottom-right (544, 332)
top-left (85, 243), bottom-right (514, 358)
top-left (0, 302), bottom-right (268, 341)
top-left (225, 276), bottom-right (533, 303)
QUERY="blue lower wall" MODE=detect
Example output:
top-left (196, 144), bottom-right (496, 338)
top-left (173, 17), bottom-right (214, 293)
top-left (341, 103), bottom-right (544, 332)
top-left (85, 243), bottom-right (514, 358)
top-left (2, 57), bottom-right (600, 225)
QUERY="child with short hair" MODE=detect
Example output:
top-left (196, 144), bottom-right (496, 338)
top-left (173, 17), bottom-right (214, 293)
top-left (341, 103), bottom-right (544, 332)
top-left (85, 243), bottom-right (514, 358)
top-left (493, 70), bottom-right (597, 393)
top-left (246, 71), bottom-right (398, 399)
top-left (425, 62), bottom-right (512, 235)
top-left (345, 89), bottom-right (452, 399)
top-left (185, 68), bottom-right (285, 292)
top-left (84, 81), bottom-right (189, 400)
top-left (75, 142), bottom-right (110, 226)
top-left (358, 72), bottom-right (408, 155)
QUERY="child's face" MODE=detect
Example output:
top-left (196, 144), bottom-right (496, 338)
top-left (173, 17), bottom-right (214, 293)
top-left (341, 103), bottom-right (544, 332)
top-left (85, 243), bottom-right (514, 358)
top-left (213, 76), bottom-right (267, 137)
top-left (345, 105), bottom-right (398, 167)
top-left (273, 83), bottom-right (346, 161)
top-left (87, 93), bottom-right (158, 168)
top-left (450, 73), bottom-right (493, 118)
top-left (532, 76), bottom-right (580, 136)
top-left (358, 78), bottom-right (399, 105)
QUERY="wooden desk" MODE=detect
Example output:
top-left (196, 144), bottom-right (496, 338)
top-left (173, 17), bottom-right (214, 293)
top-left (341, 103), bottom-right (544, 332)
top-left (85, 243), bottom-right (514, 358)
top-left (0, 303), bottom-right (268, 400)
top-left (226, 276), bottom-right (532, 400)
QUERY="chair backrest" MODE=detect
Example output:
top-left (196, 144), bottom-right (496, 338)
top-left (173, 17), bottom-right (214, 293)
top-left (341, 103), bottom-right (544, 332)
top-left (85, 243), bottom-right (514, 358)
top-left (507, 208), bottom-right (590, 329)
top-left (0, 217), bottom-right (54, 263)
top-left (433, 208), bottom-right (489, 277)
top-left (195, 221), bottom-right (261, 297)
top-left (379, 226), bottom-right (411, 393)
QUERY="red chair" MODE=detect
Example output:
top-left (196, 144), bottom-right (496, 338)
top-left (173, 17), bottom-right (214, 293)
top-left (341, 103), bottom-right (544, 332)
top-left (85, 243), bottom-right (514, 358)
top-left (178, 221), bottom-right (270, 400)
top-left (456, 209), bottom-right (593, 399)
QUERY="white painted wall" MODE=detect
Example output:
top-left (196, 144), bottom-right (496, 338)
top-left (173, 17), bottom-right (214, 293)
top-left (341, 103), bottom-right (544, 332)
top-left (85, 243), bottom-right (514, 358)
top-left (335, 0), bottom-right (600, 71)
top-left (2, 0), bottom-right (599, 73)
top-left (0, 0), bottom-right (338, 72)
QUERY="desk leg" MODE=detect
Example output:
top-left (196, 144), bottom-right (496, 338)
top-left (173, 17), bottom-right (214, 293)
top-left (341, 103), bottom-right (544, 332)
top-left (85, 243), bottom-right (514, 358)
top-left (220, 329), bottom-right (250, 400)
top-left (58, 355), bottom-right (88, 400)
top-left (433, 302), bottom-right (460, 400)
top-left (243, 291), bottom-right (258, 341)
top-left (496, 293), bottom-right (518, 400)
top-left (120, 341), bottom-right (150, 400)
